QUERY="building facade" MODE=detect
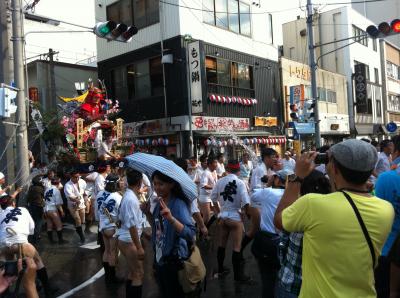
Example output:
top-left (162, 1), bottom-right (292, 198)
top-left (281, 57), bottom-right (349, 148)
top-left (96, 0), bottom-right (284, 158)
top-left (381, 40), bottom-right (400, 134)
top-left (282, 6), bottom-right (385, 140)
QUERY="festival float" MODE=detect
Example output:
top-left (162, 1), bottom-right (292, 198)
top-left (58, 80), bottom-right (128, 164)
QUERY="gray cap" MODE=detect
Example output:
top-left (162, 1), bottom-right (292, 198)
top-left (330, 139), bottom-right (378, 171)
top-left (275, 169), bottom-right (294, 181)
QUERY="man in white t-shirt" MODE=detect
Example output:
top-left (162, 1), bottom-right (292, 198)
top-left (64, 170), bottom-right (88, 243)
top-left (282, 152), bottom-right (296, 172)
top-left (216, 153), bottom-right (226, 179)
top-left (250, 148), bottom-right (279, 192)
top-left (249, 169), bottom-right (294, 296)
top-left (98, 135), bottom-right (118, 160)
top-left (199, 156), bottom-right (218, 225)
top-left (375, 139), bottom-right (394, 177)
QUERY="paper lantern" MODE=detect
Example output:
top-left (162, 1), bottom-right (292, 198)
top-left (222, 96), bottom-right (226, 104)
top-left (243, 138), bottom-right (249, 145)
top-left (227, 139), bottom-right (234, 146)
top-left (233, 139), bottom-right (239, 146)
top-left (135, 139), bottom-right (140, 145)
top-left (227, 97), bottom-right (232, 104)
top-left (145, 138), bottom-right (151, 145)
top-left (222, 140), bottom-right (227, 147)
top-left (253, 99), bottom-right (258, 105)
top-left (238, 97), bottom-right (243, 105)
top-left (211, 139), bottom-right (217, 146)
top-left (217, 95), bottom-right (222, 103)
top-left (210, 94), bottom-right (216, 102)
top-left (158, 138), bottom-right (164, 145)
top-left (152, 139), bottom-right (158, 146)
top-left (232, 97), bottom-right (237, 104)
top-left (140, 139), bottom-right (144, 146)
top-left (252, 138), bottom-right (257, 144)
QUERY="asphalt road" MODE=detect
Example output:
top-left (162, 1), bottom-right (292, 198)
top-left (33, 222), bottom-right (262, 298)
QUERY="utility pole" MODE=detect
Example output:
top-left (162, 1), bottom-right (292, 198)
top-left (306, 0), bottom-right (321, 148)
top-left (0, 0), bottom-right (16, 183)
top-left (12, 0), bottom-right (30, 199)
top-left (48, 48), bottom-right (57, 110)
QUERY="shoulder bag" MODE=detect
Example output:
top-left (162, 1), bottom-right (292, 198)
top-left (341, 191), bottom-right (376, 268)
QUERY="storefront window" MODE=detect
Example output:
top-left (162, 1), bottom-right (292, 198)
top-left (217, 59), bottom-right (231, 86)
top-left (149, 57), bottom-right (163, 96)
top-left (206, 57), bottom-right (218, 84)
top-left (237, 63), bottom-right (253, 89)
top-left (127, 57), bottom-right (162, 99)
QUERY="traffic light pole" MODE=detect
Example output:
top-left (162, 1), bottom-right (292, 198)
top-left (306, 0), bottom-right (321, 148)
top-left (12, 0), bottom-right (30, 202)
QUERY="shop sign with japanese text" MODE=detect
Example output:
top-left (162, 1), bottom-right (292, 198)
top-left (188, 41), bottom-right (203, 114)
top-left (192, 116), bottom-right (250, 131)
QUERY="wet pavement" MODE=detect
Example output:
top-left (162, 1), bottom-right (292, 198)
top-left (33, 222), bottom-right (262, 298)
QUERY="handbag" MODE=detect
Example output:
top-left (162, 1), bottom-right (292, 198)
top-left (177, 244), bottom-right (206, 294)
top-left (341, 191), bottom-right (376, 268)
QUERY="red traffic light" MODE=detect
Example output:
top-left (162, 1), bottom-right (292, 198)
top-left (367, 19), bottom-right (400, 38)
top-left (392, 19), bottom-right (400, 33)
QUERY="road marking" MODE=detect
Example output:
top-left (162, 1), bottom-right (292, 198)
top-left (80, 241), bottom-right (100, 250)
top-left (56, 268), bottom-right (104, 298)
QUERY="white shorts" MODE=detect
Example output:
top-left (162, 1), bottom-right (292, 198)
top-left (219, 211), bottom-right (242, 222)
top-left (198, 195), bottom-right (212, 204)
top-left (0, 235), bottom-right (29, 248)
top-left (45, 205), bottom-right (58, 212)
top-left (116, 228), bottom-right (143, 243)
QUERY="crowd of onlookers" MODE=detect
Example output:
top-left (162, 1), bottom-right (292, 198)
top-left (0, 135), bottom-right (399, 298)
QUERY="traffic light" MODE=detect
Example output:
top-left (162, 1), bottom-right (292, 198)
top-left (304, 99), bottom-right (315, 121)
top-left (290, 103), bottom-right (299, 121)
top-left (93, 21), bottom-right (138, 42)
top-left (366, 19), bottom-right (400, 38)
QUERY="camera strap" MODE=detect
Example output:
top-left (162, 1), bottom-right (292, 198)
top-left (341, 190), bottom-right (376, 268)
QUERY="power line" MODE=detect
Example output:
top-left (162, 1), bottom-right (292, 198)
top-left (316, 0), bottom-right (391, 5)
top-left (159, 0), bottom-right (304, 15)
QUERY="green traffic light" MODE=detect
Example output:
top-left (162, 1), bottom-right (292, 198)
top-left (99, 26), bottom-right (110, 35)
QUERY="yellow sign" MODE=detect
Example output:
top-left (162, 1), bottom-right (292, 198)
top-left (254, 116), bottom-right (278, 127)
top-left (293, 140), bottom-right (301, 157)
top-left (116, 118), bottom-right (124, 145)
top-left (76, 118), bottom-right (84, 148)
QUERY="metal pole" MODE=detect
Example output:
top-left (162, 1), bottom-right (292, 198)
top-left (12, 0), bottom-right (30, 200)
top-left (159, 0), bottom-right (168, 118)
top-left (306, 0), bottom-right (321, 148)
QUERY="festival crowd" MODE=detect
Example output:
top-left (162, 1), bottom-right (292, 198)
top-left (0, 135), bottom-right (399, 298)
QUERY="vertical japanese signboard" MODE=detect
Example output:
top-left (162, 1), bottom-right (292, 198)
top-left (188, 41), bottom-right (203, 114)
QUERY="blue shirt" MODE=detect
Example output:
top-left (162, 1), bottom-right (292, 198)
top-left (375, 156), bottom-right (400, 256)
top-left (152, 197), bottom-right (196, 265)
